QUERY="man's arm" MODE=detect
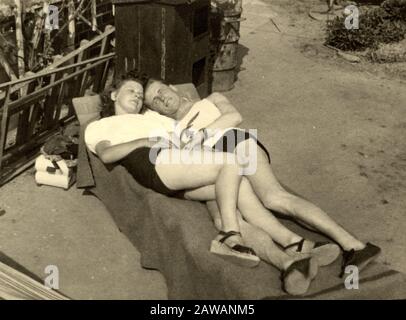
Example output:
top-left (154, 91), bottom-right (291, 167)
top-left (182, 93), bottom-right (243, 149)
top-left (205, 92), bottom-right (243, 131)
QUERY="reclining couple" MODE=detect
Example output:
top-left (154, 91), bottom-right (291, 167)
top-left (85, 70), bottom-right (381, 295)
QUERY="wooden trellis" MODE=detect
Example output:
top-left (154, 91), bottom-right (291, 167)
top-left (0, 26), bottom-right (115, 186)
top-left (0, 0), bottom-right (114, 83)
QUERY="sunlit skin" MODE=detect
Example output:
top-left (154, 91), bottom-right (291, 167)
top-left (96, 78), bottom-right (376, 289)
top-left (95, 79), bottom-right (254, 265)
top-left (144, 81), bottom-right (187, 117)
top-left (111, 80), bottom-right (144, 115)
top-left (143, 79), bottom-right (371, 266)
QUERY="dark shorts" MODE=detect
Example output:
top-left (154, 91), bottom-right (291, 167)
top-left (120, 129), bottom-right (270, 199)
top-left (212, 128), bottom-right (271, 163)
top-left (120, 147), bottom-right (185, 198)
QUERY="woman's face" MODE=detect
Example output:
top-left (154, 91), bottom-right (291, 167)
top-left (112, 80), bottom-right (144, 115)
top-left (144, 81), bottom-right (181, 117)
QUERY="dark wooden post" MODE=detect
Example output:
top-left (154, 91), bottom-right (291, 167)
top-left (113, 0), bottom-right (211, 97)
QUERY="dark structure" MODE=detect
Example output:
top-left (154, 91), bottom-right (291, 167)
top-left (210, 0), bottom-right (243, 92)
top-left (113, 0), bottom-right (211, 97)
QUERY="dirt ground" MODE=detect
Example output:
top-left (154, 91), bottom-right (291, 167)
top-left (268, 0), bottom-right (406, 81)
top-left (0, 0), bottom-right (405, 299)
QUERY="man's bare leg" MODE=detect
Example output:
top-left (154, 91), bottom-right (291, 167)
top-left (235, 139), bottom-right (365, 251)
top-left (186, 177), bottom-right (339, 266)
top-left (185, 183), bottom-right (318, 295)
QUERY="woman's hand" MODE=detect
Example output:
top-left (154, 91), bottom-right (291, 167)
top-left (154, 135), bottom-right (177, 149)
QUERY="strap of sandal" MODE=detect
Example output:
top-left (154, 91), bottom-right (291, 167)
top-left (284, 238), bottom-right (305, 252)
top-left (232, 244), bottom-right (256, 255)
top-left (218, 231), bottom-right (257, 256)
top-left (218, 230), bottom-right (242, 244)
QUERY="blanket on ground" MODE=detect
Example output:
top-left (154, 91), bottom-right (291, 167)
top-left (81, 142), bottom-right (406, 299)
top-left (74, 89), bottom-right (406, 299)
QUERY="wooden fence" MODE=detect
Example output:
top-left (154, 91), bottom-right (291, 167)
top-left (0, 26), bottom-right (115, 186)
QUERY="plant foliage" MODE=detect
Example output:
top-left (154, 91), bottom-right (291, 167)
top-left (325, 0), bottom-right (406, 51)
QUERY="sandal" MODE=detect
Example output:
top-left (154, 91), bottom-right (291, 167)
top-left (340, 242), bottom-right (381, 277)
top-left (284, 238), bottom-right (340, 267)
top-left (210, 231), bottom-right (260, 268)
top-left (282, 257), bottom-right (318, 296)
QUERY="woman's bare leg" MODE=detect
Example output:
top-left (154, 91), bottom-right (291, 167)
top-left (235, 139), bottom-right (365, 251)
top-left (155, 149), bottom-right (242, 233)
top-left (206, 201), bottom-right (296, 270)
top-left (184, 177), bottom-right (304, 248)
top-left (236, 178), bottom-right (302, 247)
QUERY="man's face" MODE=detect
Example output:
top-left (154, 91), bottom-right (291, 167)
top-left (112, 80), bottom-right (144, 114)
top-left (144, 81), bottom-right (181, 116)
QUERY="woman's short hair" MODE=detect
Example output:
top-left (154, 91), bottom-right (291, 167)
top-left (99, 69), bottom-right (149, 118)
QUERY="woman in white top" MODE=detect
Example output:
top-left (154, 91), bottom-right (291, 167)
top-left (85, 71), bottom-right (269, 270)
top-left (143, 78), bottom-right (381, 281)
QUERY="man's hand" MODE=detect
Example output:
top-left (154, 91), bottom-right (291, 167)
top-left (183, 130), bottom-right (206, 150)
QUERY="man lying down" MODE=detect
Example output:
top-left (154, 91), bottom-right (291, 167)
top-left (84, 70), bottom-right (381, 296)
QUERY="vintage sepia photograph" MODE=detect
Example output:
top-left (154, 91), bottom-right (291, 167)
top-left (0, 0), bottom-right (405, 303)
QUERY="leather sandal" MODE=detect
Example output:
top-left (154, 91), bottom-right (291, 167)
top-left (340, 242), bottom-right (381, 277)
top-left (210, 231), bottom-right (260, 268)
top-left (284, 238), bottom-right (340, 267)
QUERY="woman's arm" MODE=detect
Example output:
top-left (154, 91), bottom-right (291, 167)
top-left (205, 92), bottom-right (243, 131)
top-left (95, 138), bottom-right (157, 164)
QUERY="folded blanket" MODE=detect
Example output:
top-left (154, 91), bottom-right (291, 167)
top-left (84, 149), bottom-right (406, 299)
